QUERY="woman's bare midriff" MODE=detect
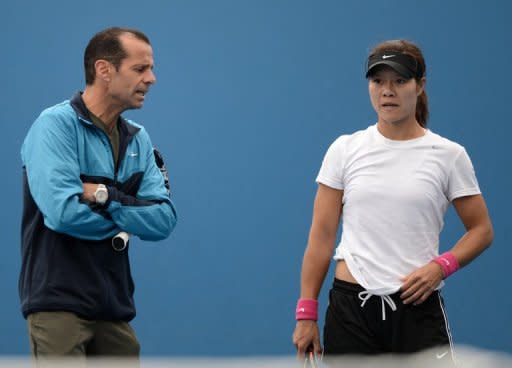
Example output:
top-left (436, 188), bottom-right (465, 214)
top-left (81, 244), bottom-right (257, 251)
top-left (335, 260), bottom-right (358, 284)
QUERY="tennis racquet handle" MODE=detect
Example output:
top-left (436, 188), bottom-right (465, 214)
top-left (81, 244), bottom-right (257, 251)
top-left (112, 231), bottom-right (130, 251)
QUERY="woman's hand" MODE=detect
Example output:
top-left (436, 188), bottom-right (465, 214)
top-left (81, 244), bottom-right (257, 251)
top-left (400, 262), bottom-right (444, 305)
top-left (292, 320), bottom-right (322, 359)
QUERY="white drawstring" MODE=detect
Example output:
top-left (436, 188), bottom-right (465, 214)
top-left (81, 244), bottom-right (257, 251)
top-left (358, 291), bottom-right (397, 320)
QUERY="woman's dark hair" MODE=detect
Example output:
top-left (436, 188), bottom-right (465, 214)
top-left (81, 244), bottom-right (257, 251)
top-left (84, 27), bottom-right (151, 85)
top-left (369, 40), bottom-right (428, 127)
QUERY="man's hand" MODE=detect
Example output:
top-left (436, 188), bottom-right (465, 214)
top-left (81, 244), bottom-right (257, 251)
top-left (82, 183), bottom-right (99, 202)
top-left (292, 320), bottom-right (322, 360)
top-left (400, 262), bottom-right (444, 305)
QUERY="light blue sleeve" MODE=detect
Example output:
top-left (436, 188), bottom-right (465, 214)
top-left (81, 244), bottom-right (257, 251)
top-left (106, 128), bottom-right (177, 241)
top-left (21, 108), bottom-right (120, 240)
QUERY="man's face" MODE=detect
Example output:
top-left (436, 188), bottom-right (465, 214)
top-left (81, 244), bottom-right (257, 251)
top-left (108, 33), bottom-right (156, 111)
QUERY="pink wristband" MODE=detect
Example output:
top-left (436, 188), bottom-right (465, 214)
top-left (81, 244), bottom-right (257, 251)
top-left (296, 298), bottom-right (318, 321)
top-left (433, 252), bottom-right (459, 279)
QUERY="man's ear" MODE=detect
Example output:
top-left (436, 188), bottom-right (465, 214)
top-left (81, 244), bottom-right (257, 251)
top-left (95, 60), bottom-right (112, 82)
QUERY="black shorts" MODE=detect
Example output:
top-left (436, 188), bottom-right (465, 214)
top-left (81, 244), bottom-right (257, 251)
top-left (323, 278), bottom-right (455, 364)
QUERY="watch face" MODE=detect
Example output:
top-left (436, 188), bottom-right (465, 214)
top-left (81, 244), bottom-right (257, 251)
top-left (95, 187), bottom-right (108, 203)
top-left (96, 191), bottom-right (108, 203)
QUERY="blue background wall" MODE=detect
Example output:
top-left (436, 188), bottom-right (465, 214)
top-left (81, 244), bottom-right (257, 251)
top-left (1, 0), bottom-right (510, 356)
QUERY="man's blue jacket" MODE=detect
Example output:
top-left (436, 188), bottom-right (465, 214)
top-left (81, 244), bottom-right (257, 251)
top-left (19, 92), bottom-right (177, 321)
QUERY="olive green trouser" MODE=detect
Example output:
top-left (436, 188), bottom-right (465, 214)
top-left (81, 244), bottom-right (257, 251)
top-left (27, 311), bottom-right (140, 366)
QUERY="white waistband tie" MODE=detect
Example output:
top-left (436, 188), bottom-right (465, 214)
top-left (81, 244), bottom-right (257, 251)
top-left (358, 291), bottom-right (397, 320)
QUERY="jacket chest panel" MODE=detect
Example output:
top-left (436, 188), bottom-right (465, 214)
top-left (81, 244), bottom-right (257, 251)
top-left (76, 127), bottom-right (144, 181)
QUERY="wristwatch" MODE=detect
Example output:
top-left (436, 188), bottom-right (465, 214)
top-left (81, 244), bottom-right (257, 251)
top-left (94, 184), bottom-right (108, 205)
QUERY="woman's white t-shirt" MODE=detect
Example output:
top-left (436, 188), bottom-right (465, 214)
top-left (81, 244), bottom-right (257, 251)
top-left (316, 124), bottom-right (481, 295)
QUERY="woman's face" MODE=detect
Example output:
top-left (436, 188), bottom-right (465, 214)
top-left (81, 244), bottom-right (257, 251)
top-left (368, 67), bottom-right (425, 126)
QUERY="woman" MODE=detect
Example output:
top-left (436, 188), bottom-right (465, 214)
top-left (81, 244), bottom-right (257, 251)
top-left (292, 40), bottom-right (493, 364)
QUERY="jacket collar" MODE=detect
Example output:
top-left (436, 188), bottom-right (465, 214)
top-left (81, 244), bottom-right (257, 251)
top-left (70, 91), bottom-right (141, 137)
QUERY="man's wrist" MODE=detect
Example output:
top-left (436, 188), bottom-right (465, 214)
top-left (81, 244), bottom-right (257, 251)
top-left (94, 184), bottom-right (108, 205)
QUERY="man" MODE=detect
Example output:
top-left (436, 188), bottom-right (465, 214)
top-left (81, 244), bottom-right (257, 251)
top-left (19, 27), bottom-right (177, 359)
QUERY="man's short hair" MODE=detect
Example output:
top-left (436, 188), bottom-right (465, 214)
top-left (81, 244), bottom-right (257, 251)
top-left (84, 27), bottom-right (151, 85)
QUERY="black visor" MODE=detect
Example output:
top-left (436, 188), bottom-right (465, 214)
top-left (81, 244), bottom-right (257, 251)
top-left (366, 52), bottom-right (423, 79)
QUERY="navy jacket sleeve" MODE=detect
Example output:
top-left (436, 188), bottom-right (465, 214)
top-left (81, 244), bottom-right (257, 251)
top-left (105, 127), bottom-right (177, 241)
top-left (21, 107), bottom-right (121, 240)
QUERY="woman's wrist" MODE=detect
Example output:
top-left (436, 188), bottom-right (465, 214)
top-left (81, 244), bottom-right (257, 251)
top-left (296, 298), bottom-right (318, 321)
top-left (432, 252), bottom-right (459, 279)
